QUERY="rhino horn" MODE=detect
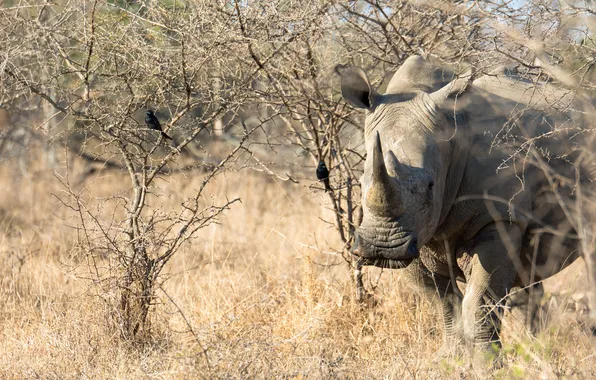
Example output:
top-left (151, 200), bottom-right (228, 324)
top-left (367, 131), bottom-right (401, 215)
top-left (372, 131), bottom-right (390, 184)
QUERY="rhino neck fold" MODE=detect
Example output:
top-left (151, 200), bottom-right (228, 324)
top-left (434, 114), bottom-right (471, 237)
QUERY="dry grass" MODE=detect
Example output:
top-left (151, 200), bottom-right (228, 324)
top-left (0, 156), bottom-right (595, 379)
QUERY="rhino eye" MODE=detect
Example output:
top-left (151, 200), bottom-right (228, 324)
top-left (427, 181), bottom-right (434, 198)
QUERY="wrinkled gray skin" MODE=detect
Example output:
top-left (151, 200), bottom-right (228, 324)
top-left (342, 56), bottom-right (588, 354)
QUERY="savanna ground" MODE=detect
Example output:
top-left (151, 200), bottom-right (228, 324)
top-left (0, 143), bottom-right (595, 379)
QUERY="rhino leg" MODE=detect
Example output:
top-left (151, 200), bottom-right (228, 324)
top-left (439, 283), bottom-right (464, 347)
top-left (526, 282), bottom-right (545, 332)
top-left (461, 223), bottom-right (520, 354)
top-left (507, 283), bottom-right (545, 333)
top-left (403, 259), bottom-right (463, 350)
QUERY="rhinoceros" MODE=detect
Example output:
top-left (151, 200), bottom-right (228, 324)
top-left (341, 56), bottom-right (592, 353)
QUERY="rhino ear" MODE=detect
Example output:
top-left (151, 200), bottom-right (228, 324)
top-left (340, 67), bottom-right (379, 109)
top-left (429, 68), bottom-right (475, 106)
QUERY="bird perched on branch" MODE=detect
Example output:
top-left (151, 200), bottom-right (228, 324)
top-left (316, 160), bottom-right (331, 192)
top-left (145, 110), bottom-right (173, 140)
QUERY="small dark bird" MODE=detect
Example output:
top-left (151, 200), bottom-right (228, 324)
top-left (316, 160), bottom-right (331, 192)
top-left (145, 110), bottom-right (172, 140)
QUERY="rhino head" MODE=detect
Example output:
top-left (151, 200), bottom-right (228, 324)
top-left (341, 57), bottom-right (472, 268)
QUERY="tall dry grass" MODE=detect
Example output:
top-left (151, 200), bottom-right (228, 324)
top-left (0, 154), bottom-right (595, 379)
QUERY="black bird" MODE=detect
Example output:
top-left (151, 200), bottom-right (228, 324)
top-left (316, 160), bottom-right (331, 192)
top-left (145, 110), bottom-right (172, 140)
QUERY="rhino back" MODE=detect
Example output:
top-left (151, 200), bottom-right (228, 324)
top-left (437, 72), bottom-right (588, 279)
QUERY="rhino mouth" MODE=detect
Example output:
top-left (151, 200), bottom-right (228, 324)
top-left (354, 256), bottom-right (414, 269)
top-left (353, 227), bottom-right (419, 265)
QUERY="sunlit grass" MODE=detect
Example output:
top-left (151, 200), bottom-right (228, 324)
top-left (0, 155), bottom-right (594, 378)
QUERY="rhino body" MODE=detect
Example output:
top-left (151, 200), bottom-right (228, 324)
top-left (342, 56), bottom-right (591, 352)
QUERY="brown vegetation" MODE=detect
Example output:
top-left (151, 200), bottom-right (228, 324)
top-left (2, 0), bottom-right (596, 377)
top-left (0, 154), bottom-right (594, 378)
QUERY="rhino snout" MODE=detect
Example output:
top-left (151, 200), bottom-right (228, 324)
top-left (353, 228), bottom-right (419, 261)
